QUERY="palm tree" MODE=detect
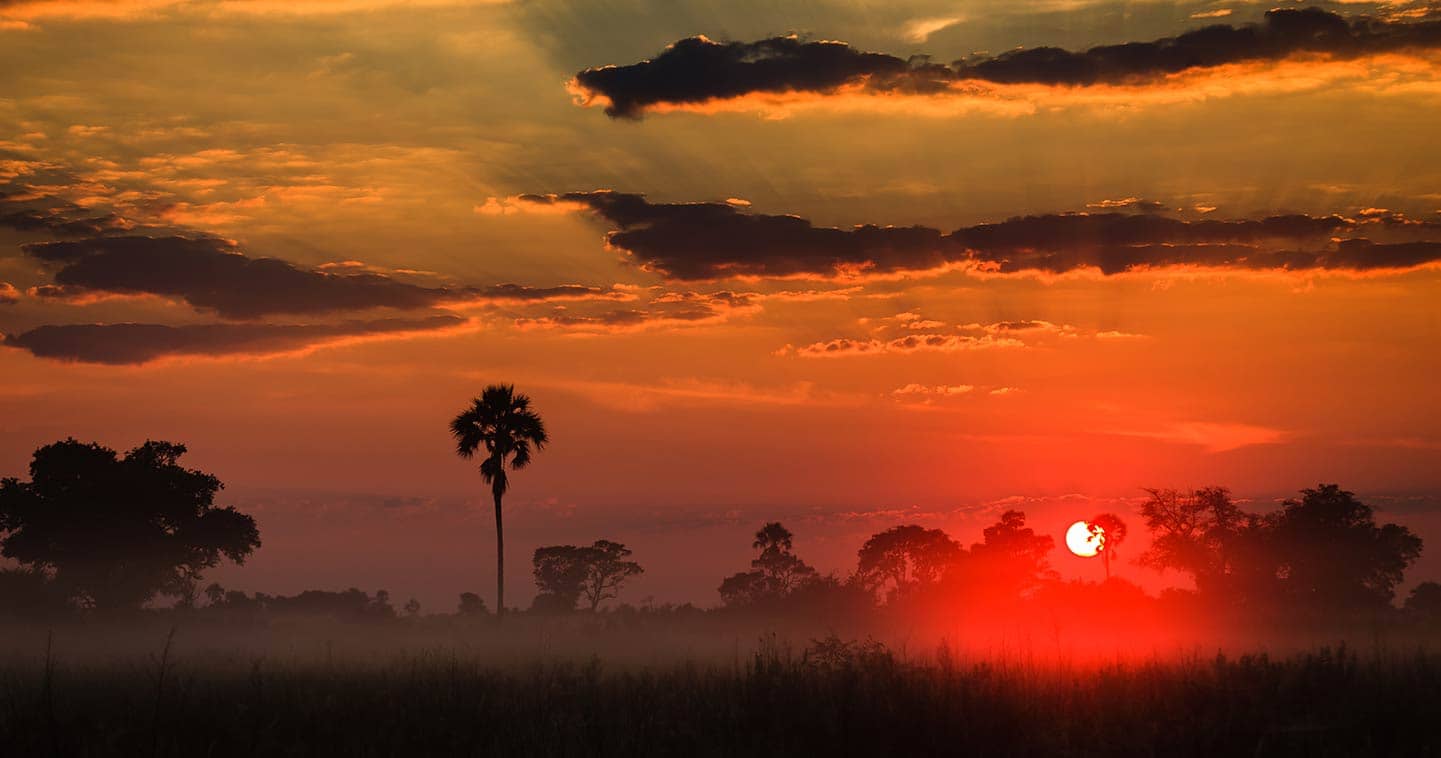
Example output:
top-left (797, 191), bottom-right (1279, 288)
top-left (1089, 512), bottom-right (1129, 581)
top-left (450, 385), bottom-right (547, 620)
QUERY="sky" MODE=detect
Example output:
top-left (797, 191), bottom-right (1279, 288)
top-left (1, 0), bottom-right (1439, 611)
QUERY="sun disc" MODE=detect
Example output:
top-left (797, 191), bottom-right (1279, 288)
top-left (1065, 520), bottom-right (1104, 557)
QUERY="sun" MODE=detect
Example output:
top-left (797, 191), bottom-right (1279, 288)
top-left (1065, 520), bottom-right (1105, 558)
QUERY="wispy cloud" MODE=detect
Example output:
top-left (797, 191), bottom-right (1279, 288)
top-left (1108, 421), bottom-right (1288, 452)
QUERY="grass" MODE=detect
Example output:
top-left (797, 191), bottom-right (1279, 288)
top-left (2, 631), bottom-right (1439, 757)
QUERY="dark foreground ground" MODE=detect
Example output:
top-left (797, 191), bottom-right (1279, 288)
top-left (2, 638), bottom-right (1439, 757)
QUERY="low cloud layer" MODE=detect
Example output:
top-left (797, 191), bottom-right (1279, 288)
top-left (0, 177), bottom-right (631, 364)
top-left (2, 315), bottom-right (465, 365)
top-left (780, 316), bottom-right (1140, 359)
top-left (514, 290), bottom-right (760, 333)
top-left (572, 8), bottom-right (1441, 117)
top-left (516, 191), bottom-right (1441, 280)
top-left (22, 235), bottom-right (617, 318)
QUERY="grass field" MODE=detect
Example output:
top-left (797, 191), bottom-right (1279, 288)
top-left (2, 623), bottom-right (1439, 757)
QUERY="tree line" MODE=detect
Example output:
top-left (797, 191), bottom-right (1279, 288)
top-left (0, 382), bottom-right (1437, 629)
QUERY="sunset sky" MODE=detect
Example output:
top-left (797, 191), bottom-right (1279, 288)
top-left (1, 0), bottom-right (1439, 610)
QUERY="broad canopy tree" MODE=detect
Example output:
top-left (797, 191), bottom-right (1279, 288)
top-left (855, 525), bottom-right (960, 602)
top-left (1138, 486), bottom-right (1255, 596)
top-left (963, 510), bottom-right (1056, 597)
top-left (1268, 484), bottom-right (1422, 610)
top-left (0, 439), bottom-right (260, 610)
top-left (1139, 484), bottom-right (1422, 612)
top-left (531, 540), bottom-right (644, 611)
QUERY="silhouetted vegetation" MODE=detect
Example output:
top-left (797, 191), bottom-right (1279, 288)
top-left (856, 524), bottom-right (960, 602)
top-left (198, 586), bottom-right (398, 621)
top-left (1088, 511), bottom-right (1128, 580)
top-left (718, 522), bottom-right (825, 608)
top-left (532, 540), bottom-right (643, 612)
top-left (1, 431), bottom-right (1437, 756)
top-left (457, 591), bottom-right (489, 616)
top-left (450, 385), bottom-right (548, 621)
top-left (1, 637), bottom-right (1439, 756)
top-left (0, 439), bottom-right (259, 611)
top-left (1138, 485), bottom-right (1423, 617)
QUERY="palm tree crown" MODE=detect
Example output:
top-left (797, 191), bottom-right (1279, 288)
top-left (450, 385), bottom-right (548, 498)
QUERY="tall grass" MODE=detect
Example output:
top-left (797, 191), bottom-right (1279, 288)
top-left (1, 634), bottom-right (1437, 756)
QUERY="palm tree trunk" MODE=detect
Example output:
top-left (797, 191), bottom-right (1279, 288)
top-left (494, 490), bottom-right (505, 621)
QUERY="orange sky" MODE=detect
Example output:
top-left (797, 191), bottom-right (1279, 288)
top-left (1, 0), bottom-right (1439, 610)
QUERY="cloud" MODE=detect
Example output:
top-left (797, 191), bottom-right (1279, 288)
top-left (2, 315), bottom-right (467, 365)
top-left (523, 190), bottom-right (1436, 280)
top-left (0, 186), bottom-right (136, 236)
top-left (537, 377), bottom-right (852, 413)
top-left (784, 333), bottom-right (1024, 358)
top-left (892, 383), bottom-right (975, 396)
top-left (0, 0), bottom-right (180, 22)
top-left (0, 0), bottom-right (501, 22)
top-left (0, 207), bottom-right (130, 237)
top-left (782, 317), bottom-right (1137, 359)
top-left (23, 235), bottom-right (459, 318)
top-left (519, 191), bottom-right (950, 279)
top-left (1086, 197), bottom-right (1168, 213)
top-left (902, 16), bottom-right (965, 44)
top-left (1109, 421), bottom-right (1287, 452)
top-left (571, 33), bottom-right (958, 119)
top-left (21, 234), bottom-right (621, 318)
top-left (571, 9), bottom-right (1441, 117)
top-left (0, 281), bottom-right (19, 304)
top-left (513, 290), bottom-right (760, 333)
top-left (471, 283), bottom-right (634, 304)
top-left (1189, 9), bottom-right (1233, 21)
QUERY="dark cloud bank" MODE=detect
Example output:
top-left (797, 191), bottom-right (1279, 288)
top-left (0, 188), bottom-right (618, 363)
top-left (3, 316), bottom-right (465, 365)
top-left (573, 8), bottom-right (1441, 117)
top-left (526, 191), bottom-right (1441, 279)
top-left (0, 188), bottom-right (132, 238)
top-left (22, 236), bottom-right (612, 318)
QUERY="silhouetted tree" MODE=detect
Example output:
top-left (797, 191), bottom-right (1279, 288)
top-left (403, 598), bottom-right (422, 617)
top-left (204, 582), bottom-right (226, 607)
top-left (718, 522), bottom-right (820, 607)
top-left (1089, 512), bottom-right (1129, 580)
top-left (718, 570), bottom-right (773, 607)
top-left (1138, 487), bottom-right (1255, 596)
top-left (373, 589), bottom-right (394, 617)
top-left (1140, 484), bottom-right (1424, 614)
top-left (451, 385), bottom-right (548, 621)
top-left (457, 591), bottom-right (489, 616)
top-left (751, 522), bottom-right (819, 594)
top-left (260, 587), bottom-right (395, 620)
top-left (1267, 484), bottom-right (1422, 611)
top-left (580, 540), bottom-right (644, 612)
top-left (532, 544), bottom-right (592, 611)
top-left (0, 439), bottom-right (261, 611)
top-left (532, 540), bottom-right (644, 612)
top-left (855, 525), bottom-right (960, 602)
top-left (965, 510), bottom-right (1056, 596)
